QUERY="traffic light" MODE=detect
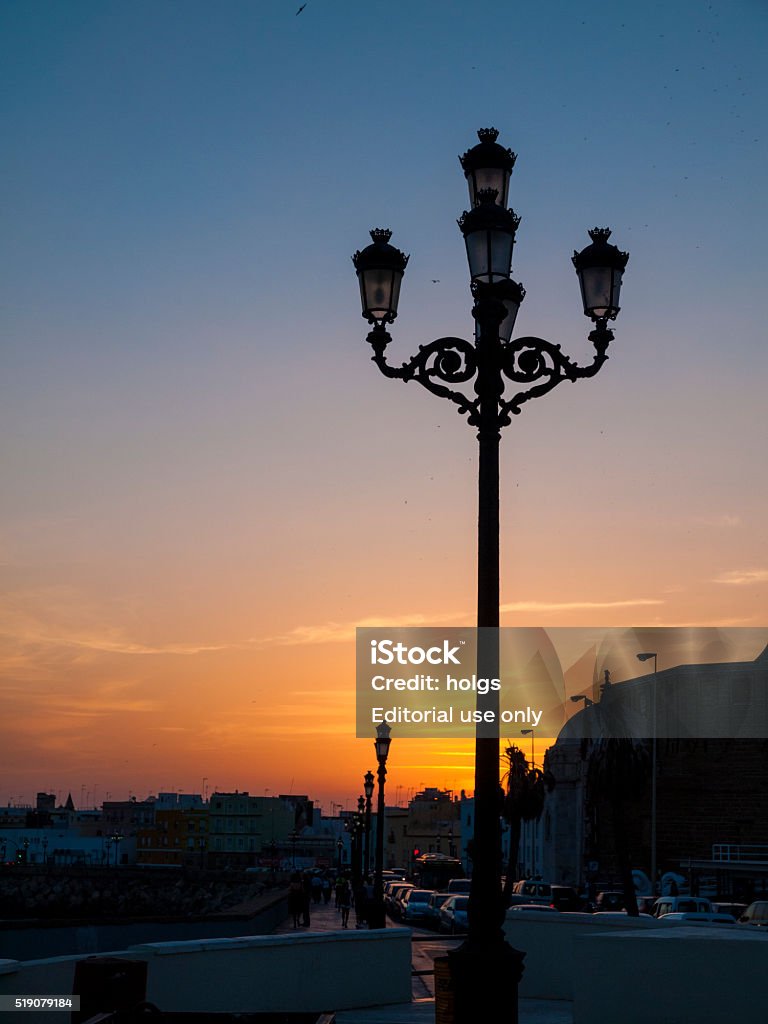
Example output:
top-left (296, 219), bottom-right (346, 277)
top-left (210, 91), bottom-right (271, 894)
top-left (412, 846), bottom-right (421, 859)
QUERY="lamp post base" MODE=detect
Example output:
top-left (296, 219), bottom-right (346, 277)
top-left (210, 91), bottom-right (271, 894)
top-left (435, 941), bottom-right (525, 1024)
top-left (367, 899), bottom-right (386, 929)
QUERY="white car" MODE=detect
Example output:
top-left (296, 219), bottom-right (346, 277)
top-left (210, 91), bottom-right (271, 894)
top-left (661, 912), bottom-right (736, 926)
top-left (652, 896), bottom-right (713, 918)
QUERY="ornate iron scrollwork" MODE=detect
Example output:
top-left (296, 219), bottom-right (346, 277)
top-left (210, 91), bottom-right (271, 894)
top-left (367, 318), bottom-right (613, 431)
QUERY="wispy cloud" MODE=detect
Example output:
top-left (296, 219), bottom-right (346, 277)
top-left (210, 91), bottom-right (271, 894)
top-left (255, 611), bottom-right (468, 647)
top-left (712, 569), bottom-right (768, 586)
top-left (500, 598), bottom-right (663, 613)
top-left (693, 514), bottom-right (742, 528)
top-left (0, 586), bottom-right (241, 660)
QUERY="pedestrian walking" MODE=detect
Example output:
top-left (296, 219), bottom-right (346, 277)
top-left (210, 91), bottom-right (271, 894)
top-left (288, 872), bottom-right (303, 929)
top-left (301, 871), bottom-right (312, 926)
top-left (338, 877), bottom-right (351, 928)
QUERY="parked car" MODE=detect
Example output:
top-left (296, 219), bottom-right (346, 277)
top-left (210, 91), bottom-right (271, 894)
top-left (653, 896), bottom-right (713, 918)
top-left (712, 902), bottom-right (748, 920)
top-left (507, 880), bottom-right (553, 906)
top-left (594, 891), bottom-right (626, 912)
top-left (739, 901), bottom-right (768, 926)
top-left (662, 912), bottom-right (737, 926)
top-left (446, 878), bottom-right (472, 894)
top-left (508, 904), bottom-right (560, 913)
top-left (439, 894), bottom-right (469, 934)
top-left (425, 891), bottom-right (454, 929)
top-left (385, 882), bottom-right (413, 916)
top-left (548, 885), bottom-right (582, 911)
top-left (401, 888), bottom-right (434, 924)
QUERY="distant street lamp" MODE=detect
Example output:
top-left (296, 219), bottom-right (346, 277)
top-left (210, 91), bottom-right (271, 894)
top-left (363, 770), bottom-right (375, 877)
top-left (637, 652), bottom-right (659, 896)
top-left (110, 832), bottom-right (123, 867)
top-left (353, 127), bottom-right (628, 1019)
top-left (368, 722), bottom-right (392, 929)
top-left (521, 728), bottom-right (535, 769)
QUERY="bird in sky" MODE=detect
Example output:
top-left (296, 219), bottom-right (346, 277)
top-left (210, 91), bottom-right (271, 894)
top-left (296, 3), bottom-right (307, 14)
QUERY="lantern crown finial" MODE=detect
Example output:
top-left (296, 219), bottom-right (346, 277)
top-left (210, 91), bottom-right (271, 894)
top-left (370, 227), bottom-right (392, 244)
top-left (477, 127), bottom-right (500, 143)
top-left (588, 227), bottom-right (612, 243)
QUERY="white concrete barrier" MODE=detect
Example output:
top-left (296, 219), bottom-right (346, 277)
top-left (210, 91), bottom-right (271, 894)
top-left (130, 929), bottom-right (412, 1011)
top-left (504, 910), bottom-right (663, 1000)
top-left (573, 926), bottom-right (768, 1024)
top-left (0, 927), bottom-right (412, 1021)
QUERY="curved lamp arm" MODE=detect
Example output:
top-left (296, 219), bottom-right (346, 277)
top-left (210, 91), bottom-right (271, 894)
top-left (367, 326), bottom-right (480, 422)
top-left (366, 319), bottom-right (613, 431)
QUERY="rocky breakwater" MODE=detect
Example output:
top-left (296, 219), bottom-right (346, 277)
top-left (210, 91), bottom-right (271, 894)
top-left (0, 873), bottom-right (270, 921)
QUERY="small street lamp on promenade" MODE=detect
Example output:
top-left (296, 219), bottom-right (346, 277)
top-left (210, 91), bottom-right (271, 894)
top-left (353, 128), bottom-right (628, 1021)
top-left (368, 722), bottom-right (392, 929)
top-left (363, 770), bottom-right (375, 877)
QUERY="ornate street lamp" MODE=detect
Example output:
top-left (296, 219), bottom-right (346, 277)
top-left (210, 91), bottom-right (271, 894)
top-left (572, 228), bottom-right (628, 322)
top-left (363, 770), bottom-right (375, 878)
top-left (460, 127), bottom-right (516, 209)
top-left (352, 229), bottom-right (409, 326)
top-left (352, 128), bottom-right (628, 1020)
top-left (368, 722), bottom-right (392, 929)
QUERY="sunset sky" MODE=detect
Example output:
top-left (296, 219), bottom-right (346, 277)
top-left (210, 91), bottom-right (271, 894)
top-left (1, 1), bottom-right (766, 813)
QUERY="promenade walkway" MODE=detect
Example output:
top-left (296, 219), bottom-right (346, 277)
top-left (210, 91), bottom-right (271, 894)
top-left (270, 894), bottom-right (574, 1024)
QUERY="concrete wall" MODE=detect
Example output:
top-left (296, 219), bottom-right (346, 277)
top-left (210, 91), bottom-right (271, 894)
top-left (504, 910), bottom-right (663, 1000)
top-left (0, 927), bottom-right (412, 1023)
top-left (573, 926), bottom-right (768, 1024)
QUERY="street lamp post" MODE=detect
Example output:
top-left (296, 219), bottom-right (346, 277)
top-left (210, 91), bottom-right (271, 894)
top-left (368, 721), bottom-right (392, 929)
top-left (355, 796), bottom-right (366, 887)
top-left (637, 652), bottom-right (658, 897)
top-left (353, 128), bottom-right (628, 1020)
top-left (521, 728), bottom-right (536, 876)
top-left (363, 770), bottom-right (375, 878)
top-left (521, 728), bottom-right (535, 769)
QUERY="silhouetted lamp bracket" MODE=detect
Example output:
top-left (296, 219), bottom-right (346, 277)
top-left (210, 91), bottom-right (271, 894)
top-left (352, 131), bottom-right (629, 427)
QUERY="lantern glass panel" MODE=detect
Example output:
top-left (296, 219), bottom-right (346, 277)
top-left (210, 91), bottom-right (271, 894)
top-left (465, 231), bottom-right (490, 282)
top-left (468, 167), bottom-right (510, 208)
top-left (360, 266), bottom-right (400, 321)
top-left (581, 266), bottom-right (620, 319)
top-left (490, 230), bottom-right (514, 282)
top-left (499, 296), bottom-right (521, 342)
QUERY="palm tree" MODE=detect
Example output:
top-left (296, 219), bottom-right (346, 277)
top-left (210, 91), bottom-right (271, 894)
top-left (585, 735), bottom-right (649, 916)
top-left (501, 745), bottom-right (555, 904)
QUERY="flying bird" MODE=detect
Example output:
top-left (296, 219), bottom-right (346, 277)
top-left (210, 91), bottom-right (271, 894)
top-left (296, 3), bottom-right (307, 13)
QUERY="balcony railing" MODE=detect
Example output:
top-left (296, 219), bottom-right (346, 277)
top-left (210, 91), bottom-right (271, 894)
top-left (712, 844), bottom-right (768, 864)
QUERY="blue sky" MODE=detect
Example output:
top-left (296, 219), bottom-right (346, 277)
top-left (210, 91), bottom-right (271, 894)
top-left (1, 0), bottom-right (766, 804)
